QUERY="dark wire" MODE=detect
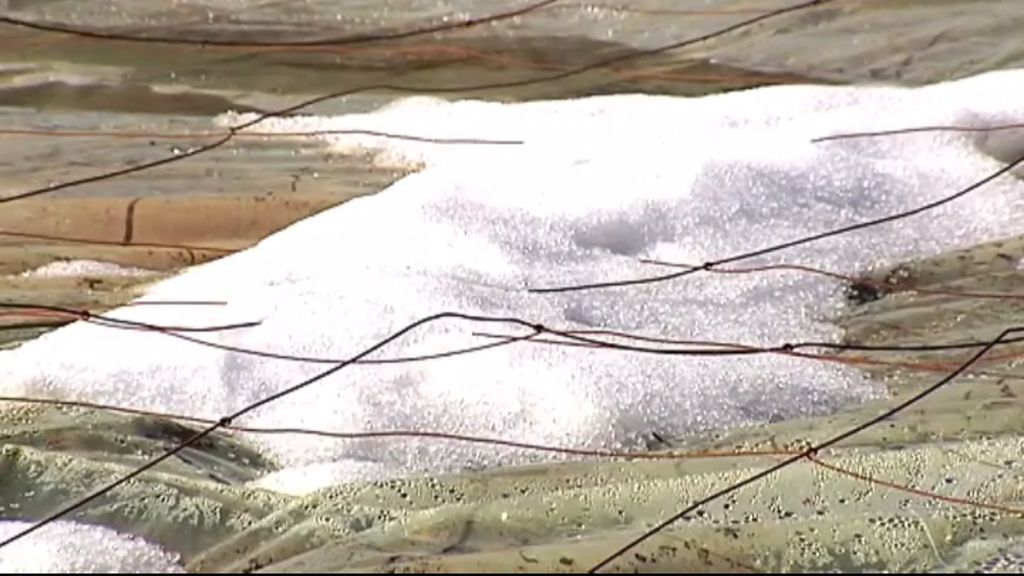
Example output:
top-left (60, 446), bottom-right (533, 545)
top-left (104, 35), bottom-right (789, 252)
top-left (0, 302), bottom-right (259, 333)
top-left (0, 0), bottom-right (562, 47)
top-left (7, 297), bottom-right (1023, 365)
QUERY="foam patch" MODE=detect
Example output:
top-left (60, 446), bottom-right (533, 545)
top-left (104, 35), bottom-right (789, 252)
top-left (18, 259), bottom-right (157, 278)
top-left (3, 70), bottom-right (1024, 491)
top-left (0, 521), bottom-right (183, 573)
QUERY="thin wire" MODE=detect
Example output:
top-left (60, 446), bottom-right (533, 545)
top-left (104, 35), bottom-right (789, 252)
top-left (0, 134), bottom-right (233, 204)
top-left (812, 121), bottom-right (1024, 143)
top-left (0, 302), bottom-right (546, 365)
top-left (10, 293), bottom-right (1021, 364)
top-left (3, 394), bottom-right (1018, 516)
top-left (639, 258), bottom-right (1024, 301)
top-left (129, 301), bottom-right (228, 307)
top-left (807, 453), bottom-right (1024, 517)
top-left (0, 395), bottom-right (793, 461)
top-left (0, 127), bottom-right (525, 145)
top-left (0, 0), bottom-right (563, 47)
top-left (472, 327), bottom-right (1024, 355)
top-left (0, 303), bottom-right (258, 333)
top-left (8, 298), bottom-right (1024, 388)
top-left (471, 330), bottom-right (1024, 381)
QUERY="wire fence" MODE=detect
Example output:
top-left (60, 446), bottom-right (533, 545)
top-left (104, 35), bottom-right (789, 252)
top-left (0, 0), bottom-right (1023, 572)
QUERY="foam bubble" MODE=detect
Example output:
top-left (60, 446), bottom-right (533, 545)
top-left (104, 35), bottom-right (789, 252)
top-left (0, 521), bottom-right (183, 573)
top-left (18, 259), bottom-right (157, 279)
top-left (4, 70), bottom-right (1024, 489)
top-left (248, 460), bottom-right (397, 496)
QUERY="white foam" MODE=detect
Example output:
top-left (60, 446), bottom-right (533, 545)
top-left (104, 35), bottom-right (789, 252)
top-left (5, 70), bottom-right (1024, 491)
top-left (248, 460), bottom-right (397, 496)
top-left (0, 521), bottom-right (183, 573)
top-left (18, 259), bottom-right (157, 279)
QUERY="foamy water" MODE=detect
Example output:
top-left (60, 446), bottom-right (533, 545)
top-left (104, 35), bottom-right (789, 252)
top-left (2, 70), bottom-right (1024, 494)
top-left (18, 259), bottom-right (157, 279)
top-left (0, 521), bottom-right (183, 573)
